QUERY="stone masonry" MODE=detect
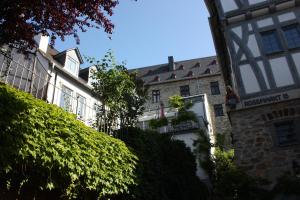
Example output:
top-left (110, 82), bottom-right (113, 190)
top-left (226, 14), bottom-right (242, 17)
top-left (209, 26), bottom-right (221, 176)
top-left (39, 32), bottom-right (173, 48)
top-left (230, 99), bottom-right (300, 184)
top-left (144, 74), bottom-right (231, 136)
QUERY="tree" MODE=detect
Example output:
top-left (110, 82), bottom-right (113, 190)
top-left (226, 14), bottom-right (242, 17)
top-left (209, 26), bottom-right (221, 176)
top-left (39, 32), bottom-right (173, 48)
top-left (121, 72), bottom-right (149, 128)
top-left (88, 51), bottom-right (147, 133)
top-left (168, 95), bottom-right (198, 125)
top-left (0, 0), bottom-right (119, 52)
top-left (114, 127), bottom-right (209, 200)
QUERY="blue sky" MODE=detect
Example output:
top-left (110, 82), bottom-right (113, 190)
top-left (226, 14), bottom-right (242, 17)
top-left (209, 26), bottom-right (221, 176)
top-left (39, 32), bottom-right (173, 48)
top-left (54, 0), bottom-right (215, 69)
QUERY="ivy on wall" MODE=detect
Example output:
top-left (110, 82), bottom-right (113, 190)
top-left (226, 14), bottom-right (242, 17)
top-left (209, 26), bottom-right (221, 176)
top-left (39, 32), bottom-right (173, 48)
top-left (0, 83), bottom-right (137, 199)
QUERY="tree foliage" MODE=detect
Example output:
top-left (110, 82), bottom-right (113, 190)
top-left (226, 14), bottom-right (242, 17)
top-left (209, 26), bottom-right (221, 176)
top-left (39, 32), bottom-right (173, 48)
top-left (212, 147), bottom-right (268, 200)
top-left (168, 95), bottom-right (193, 111)
top-left (88, 51), bottom-right (148, 132)
top-left (148, 117), bottom-right (168, 129)
top-left (0, 0), bottom-right (119, 52)
top-left (194, 131), bottom-right (269, 200)
top-left (0, 83), bottom-right (137, 199)
top-left (168, 95), bottom-right (197, 125)
top-left (114, 127), bottom-right (209, 200)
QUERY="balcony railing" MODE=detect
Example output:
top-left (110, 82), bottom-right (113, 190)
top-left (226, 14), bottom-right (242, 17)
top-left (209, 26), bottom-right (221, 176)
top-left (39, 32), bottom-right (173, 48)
top-left (139, 116), bottom-right (207, 134)
top-left (0, 49), bottom-right (50, 100)
top-left (164, 116), bottom-right (207, 134)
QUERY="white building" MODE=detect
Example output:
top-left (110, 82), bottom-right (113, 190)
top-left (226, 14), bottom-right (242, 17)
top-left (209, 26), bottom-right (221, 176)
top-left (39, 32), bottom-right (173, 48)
top-left (0, 34), bottom-right (100, 127)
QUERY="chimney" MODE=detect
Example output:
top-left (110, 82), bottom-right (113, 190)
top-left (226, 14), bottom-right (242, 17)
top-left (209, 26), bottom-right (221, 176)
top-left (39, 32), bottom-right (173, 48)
top-left (168, 56), bottom-right (176, 71)
top-left (34, 34), bottom-right (49, 54)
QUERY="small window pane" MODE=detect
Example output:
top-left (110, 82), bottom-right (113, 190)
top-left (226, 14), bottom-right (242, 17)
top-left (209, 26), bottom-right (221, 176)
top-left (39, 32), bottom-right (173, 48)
top-left (214, 104), bottom-right (224, 117)
top-left (211, 81), bottom-right (220, 95)
top-left (60, 85), bottom-right (73, 112)
top-left (283, 25), bottom-right (300, 49)
top-left (77, 95), bottom-right (86, 119)
top-left (180, 85), bottom-right (190, 97)
top-left (152, 90), bottom-right (160, 103)
top-left (66, 57), bottom-right (78, 74)
top-left (261, 30), bottom-right (282, 54)
top-left (274, 121), bottom-right (298, 146)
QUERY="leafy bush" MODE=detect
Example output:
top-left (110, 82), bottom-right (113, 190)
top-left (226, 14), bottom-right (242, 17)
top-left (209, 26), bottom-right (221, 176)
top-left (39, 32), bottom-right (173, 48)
top-left (168, 95), bottom-right (193, 111)
top-left (212, 148), bottom-right (268, 200)
top-left (168, 95), bottom-right (197, 126)
top-left (0, 84), bottom-right (137, 199)
top-left (193, 130), bottom-right (268, 200)
top-left (171, 111), bottom-right (198, 125)
top-left (148, 117), bottom-right (168, 129)
top-left (193, 130), bottom-right (214, 178)
top-left (115, 127), bottom-right (209, 200)
top-left (168, 95), bottom-right (185, 110)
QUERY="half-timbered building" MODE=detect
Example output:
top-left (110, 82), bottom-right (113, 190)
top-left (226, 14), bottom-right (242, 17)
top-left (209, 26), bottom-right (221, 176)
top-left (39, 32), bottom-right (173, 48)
top-left (206, 0), bottom-right (300, 184)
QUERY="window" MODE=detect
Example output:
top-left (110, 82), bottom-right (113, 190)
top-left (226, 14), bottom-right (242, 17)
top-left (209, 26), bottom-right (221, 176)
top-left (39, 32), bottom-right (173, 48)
top-left (152, 90), bottom-right (160, 103)
top-left (211, 81), bottom-right (220, 95)
top-left (274, 121), bottom-right (298, 146)
top-left (60, 85), bottom-right (73, 112)
top-left (261, 30), bottom-right (282, 54)
top-left (283, 24), bottom-right (300, 49)
top-left (76, 94), bottom-right (86, 119)
top-left (214, 104), bottom-right (224, 117)
top-left (66, 57), bottom-right (78, 74)
top-left (203, 68), bottom-right (211, 74)
top-left (180, 85), bottom-right (190, 97)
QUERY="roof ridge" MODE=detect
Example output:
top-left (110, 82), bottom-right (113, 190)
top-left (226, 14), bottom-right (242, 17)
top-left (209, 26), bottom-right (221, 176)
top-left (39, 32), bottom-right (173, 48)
top-left (131, 55), bottom-right (217, 70)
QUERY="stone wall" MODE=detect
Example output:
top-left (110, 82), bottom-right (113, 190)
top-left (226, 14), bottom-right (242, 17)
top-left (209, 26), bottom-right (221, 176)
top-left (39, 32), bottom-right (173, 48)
top-left (144, 74), bottom-right (231, 136)
top-left (230, 98), bottom-right (300, 184)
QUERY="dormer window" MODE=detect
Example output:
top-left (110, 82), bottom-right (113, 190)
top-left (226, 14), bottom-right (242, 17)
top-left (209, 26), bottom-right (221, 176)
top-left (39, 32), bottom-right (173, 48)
top-left (193, 63), bottom-right (200, 68)
top-left (208, 59), bottom-right (217, 66)
top-left (203, 68), bottom-right (211, 74)
top-left (66, 57), bottom-right (79, 75)
top-left (168, 73), bottom-right (176, 80)
top-left (186, 71), bottom-right (194, 77)
top-left (152, 76), bottom-right (160, 82)
top-left (178, 65), bottom-right (184, 70)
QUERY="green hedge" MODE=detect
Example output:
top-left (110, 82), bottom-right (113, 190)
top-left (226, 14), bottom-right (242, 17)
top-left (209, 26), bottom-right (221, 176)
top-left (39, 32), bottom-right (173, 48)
top-left (115, 128), bottom-right (209, 200)
top-left (0, 84), bottom-right (137, 199)
top-left (148, 117), bottom-right (168, 129)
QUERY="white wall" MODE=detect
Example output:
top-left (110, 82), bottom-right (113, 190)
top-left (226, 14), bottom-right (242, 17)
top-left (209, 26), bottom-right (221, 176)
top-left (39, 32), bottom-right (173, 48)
top-left (219, 0), bottom-right (238, 13)
top-left (240, 64), bottom-right (261, 94)
top-left (291, 52), bottom-right (300, 77)
top-left (64, 50), bottom-right (80, 77)
top-left (172, 133), bottom-right (209, 180)
top-left (269, 57), bottom-right (294, 87)
top-left (34, 34), bottom-right (49, 54)
top-left (47, 63), bottom-right (100, 127)
top-left (87, 66), bottom-right (97, 86)
top-left (278, 11), bottom-right (296, 22)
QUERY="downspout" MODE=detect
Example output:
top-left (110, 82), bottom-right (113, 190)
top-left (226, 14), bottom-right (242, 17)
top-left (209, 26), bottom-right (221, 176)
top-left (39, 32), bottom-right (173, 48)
top-left (29, 50), bottom-right (38, 94)
top-left (51, 65), bottom-right (58, 104)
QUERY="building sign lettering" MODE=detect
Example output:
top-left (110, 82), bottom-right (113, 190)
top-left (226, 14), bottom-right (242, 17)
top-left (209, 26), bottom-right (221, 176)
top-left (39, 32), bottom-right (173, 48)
top-left (244, 93), bottom-right (289, 107)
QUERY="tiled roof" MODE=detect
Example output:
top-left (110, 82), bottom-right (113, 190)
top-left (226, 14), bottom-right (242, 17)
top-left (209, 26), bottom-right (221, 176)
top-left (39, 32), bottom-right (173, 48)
top-left (131, 56), bottom-right (220, 84)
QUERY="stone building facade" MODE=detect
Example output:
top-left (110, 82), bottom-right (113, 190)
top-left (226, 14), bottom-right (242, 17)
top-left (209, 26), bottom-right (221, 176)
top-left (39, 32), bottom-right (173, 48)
top-left (231, 99), bottom-right (300, 181)
top-left (206, 0), bottom-right (300, 184)
top-left (132, 56), bottom-right (231, 181)
top-left (133, 56), bottom-right (231, 139)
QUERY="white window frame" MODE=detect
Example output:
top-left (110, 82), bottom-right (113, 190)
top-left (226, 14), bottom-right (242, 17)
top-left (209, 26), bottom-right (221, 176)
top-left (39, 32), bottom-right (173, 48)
top-left (60, 85), bottom-right (73, 112)
top-left (76, 94), bottom-right (86, 120)
top-left (65, 56), bottom-right (79, 75)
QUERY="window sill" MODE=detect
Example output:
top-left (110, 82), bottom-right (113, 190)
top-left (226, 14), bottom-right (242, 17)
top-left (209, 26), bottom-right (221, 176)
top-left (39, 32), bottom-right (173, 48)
top-left (264, 50), bottom-right (284, 57)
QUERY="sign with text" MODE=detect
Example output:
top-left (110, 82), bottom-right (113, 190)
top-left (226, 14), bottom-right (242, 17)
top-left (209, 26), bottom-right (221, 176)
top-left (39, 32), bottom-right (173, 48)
top-left (243, 93), bottom-right (290, 107)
